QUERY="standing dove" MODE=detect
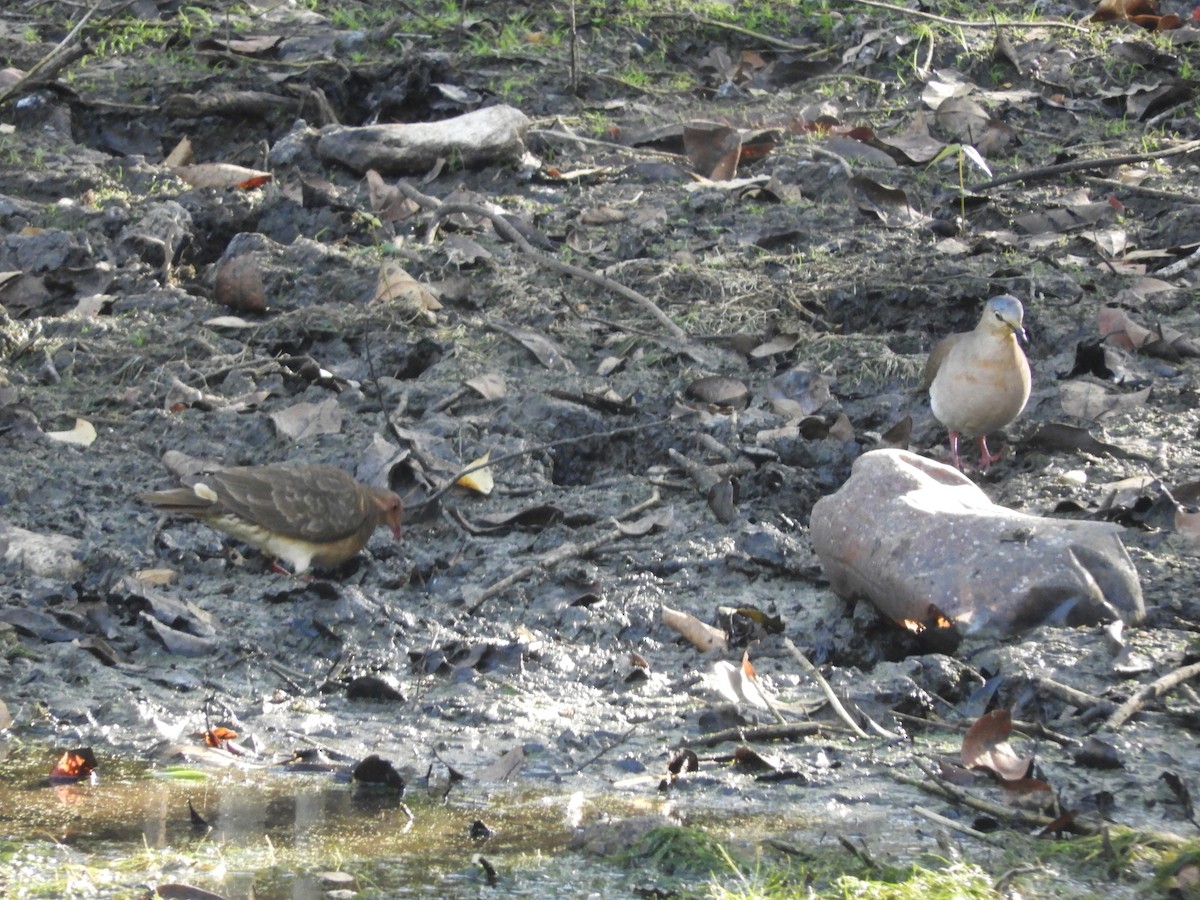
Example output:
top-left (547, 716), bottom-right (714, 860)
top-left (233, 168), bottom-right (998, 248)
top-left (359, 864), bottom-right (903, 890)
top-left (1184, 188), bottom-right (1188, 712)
top-left (141, 464), bottom-right (403, 574)
top-left (922, 295), bottom-right (1031, 471)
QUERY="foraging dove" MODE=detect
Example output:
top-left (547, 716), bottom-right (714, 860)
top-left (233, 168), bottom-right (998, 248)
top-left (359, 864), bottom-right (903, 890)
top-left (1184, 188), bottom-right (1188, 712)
top-left (922, 295), bottom-right (1031, 470)
top-left (141, 464), bottom-right (403, 574)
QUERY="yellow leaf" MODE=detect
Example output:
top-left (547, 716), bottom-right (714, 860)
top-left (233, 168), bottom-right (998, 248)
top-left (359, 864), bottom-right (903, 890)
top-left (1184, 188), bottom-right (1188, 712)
top-left (456, 452), bottom-right (494, 495)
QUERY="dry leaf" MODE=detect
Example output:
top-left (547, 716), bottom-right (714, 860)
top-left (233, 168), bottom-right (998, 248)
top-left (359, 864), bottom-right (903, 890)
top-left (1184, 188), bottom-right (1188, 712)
top-left (269, 398), bottom-right (343, 441)
top-left (45, 418), bottom-right (96, 447)
top-left (215, 254), bottom-right (266, 312)
top-left (1060, 381), bottom-right (1152, 419)
top-left (961, 709), bottom-right (1033, 781)
top-left (163, 136), bottom-right (193, 167)
top-left (683, 123), bottom-right (742, 180)
top-left (173, 163), bottom-right (272, 190)
top-left (374, 262), bottom-right (442, 311)
top-left (662, 605), bottom-right (728, 652)
top-left (49, 747), bottom-right (97, 783)
top-left (456, 452), bottom-right (494, 495)
top-left (133, 567), bottom-right (178, 586)
top-left (464, 373), bottom-right (506, 400)
top-left (708, 659), bottom-right (771, 709)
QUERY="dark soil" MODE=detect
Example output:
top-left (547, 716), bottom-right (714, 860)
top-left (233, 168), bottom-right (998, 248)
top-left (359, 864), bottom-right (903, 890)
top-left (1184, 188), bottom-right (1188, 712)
top-left (2, 1), bottom-right (1200, 896)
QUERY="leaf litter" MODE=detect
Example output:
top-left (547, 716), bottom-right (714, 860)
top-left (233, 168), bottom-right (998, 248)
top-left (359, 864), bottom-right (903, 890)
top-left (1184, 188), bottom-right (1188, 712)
top-left (2, 1), bottom-right (1200, 896)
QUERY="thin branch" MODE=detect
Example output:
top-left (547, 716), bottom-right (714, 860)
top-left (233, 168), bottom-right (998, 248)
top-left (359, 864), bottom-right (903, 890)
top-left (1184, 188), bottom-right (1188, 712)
top-left (841, 0), bottom-right (1090, 32)
top-left (405, 417), bottom-right (673, 511)
top-left (782, 638), bottom-right (870, 739)
top-left (0, 0), bottom-right (131, 109)
top-left (971, 139), bottom-right (1200, 192)
top-left (1103, 660), bottom-right (1200, 731)
top-left (391, 180), bottom-right (688, 340)
top-left (467, 526), bottom-right (617, 615)
top-left (913, 804), bottom-right (1005, 846)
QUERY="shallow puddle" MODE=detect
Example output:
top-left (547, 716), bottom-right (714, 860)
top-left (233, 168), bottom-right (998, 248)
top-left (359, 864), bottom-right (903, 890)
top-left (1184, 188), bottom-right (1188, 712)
top-left (0, 744), bottom-right (653, 898)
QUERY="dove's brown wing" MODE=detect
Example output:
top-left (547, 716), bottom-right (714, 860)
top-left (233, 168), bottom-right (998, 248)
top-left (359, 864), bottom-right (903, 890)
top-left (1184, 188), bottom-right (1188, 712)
top-left (194, 465), bottom-right (373, 544)
top-left (919, 332), bottom-right (961, 392)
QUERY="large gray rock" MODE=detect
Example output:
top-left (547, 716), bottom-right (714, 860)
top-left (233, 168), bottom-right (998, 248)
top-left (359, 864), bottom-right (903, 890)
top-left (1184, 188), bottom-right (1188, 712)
top-left (810, 449), bottom-right (1144, 639)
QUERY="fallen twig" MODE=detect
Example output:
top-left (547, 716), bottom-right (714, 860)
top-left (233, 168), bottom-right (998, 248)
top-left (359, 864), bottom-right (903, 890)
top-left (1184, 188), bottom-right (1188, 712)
top-left (783, 638), bottom-right (871, 739)
top-left (913, 804), bottom-right (1005, 846)
top-left (0, 0), bottom-right (125, 109)
top-left (560, 725), bottom-right (639, 775)
top-left (842, 0), bottom-right (1090, 32)
top-left (405, 417), bottom-right (672, 511)
top-left (971, 140), bottom-right (1200, 192)
top-left (903, 759), bottom-right (1090, 833)
top-left (1103, 660), bottom-right (1200, 731)
top-left (1030, 675), bottom-right (1112, 712)
top-left (679, 721), bottom-right (832, 747)
top-left (466, 489), bottom-right (661, 615)
top-left (642, 11), bottom-right (827, 52)
top-left (392, 180), bottom-right (688, 340)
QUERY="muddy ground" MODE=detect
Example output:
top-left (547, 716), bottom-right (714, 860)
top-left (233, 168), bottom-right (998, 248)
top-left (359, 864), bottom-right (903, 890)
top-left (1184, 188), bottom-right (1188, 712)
top-left (2, 0), bottom-right (1200, 896)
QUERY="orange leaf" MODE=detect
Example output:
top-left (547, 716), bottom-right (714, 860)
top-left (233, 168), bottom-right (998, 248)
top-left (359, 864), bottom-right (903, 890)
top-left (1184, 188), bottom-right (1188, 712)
top-left (49, 748), bottom-right (97, 783)
top-left (742, 648), bottom-right (757, 680)
top-left (204, 726), bottom-right (239, 747)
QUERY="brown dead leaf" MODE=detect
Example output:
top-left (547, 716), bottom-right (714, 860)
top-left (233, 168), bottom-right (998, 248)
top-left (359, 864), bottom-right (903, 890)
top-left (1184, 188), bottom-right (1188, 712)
top-left (1060, 381), bottom-right (1152, 419)
top-left (492, 323), bottom-right (576, 372)
top-left (196, 35), bottom-right (283, 56)
top-left (366, 169), bottom-right (419, 222)
top-left (374, 263), bottom-right (442, 312)
top-left (961, 709), bottom-right (1033, 782)
top-left (214, 254), bottom-right (266, 313)
top-left (685, 375), bottom-right (751, 409)
top-left (848, 175), bottom-right (928, 227)
top-left (163, 136), bottom-right (192, 167)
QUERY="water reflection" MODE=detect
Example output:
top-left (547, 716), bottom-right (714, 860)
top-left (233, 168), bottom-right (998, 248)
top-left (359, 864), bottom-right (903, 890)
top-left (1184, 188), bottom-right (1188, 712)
top-left (0, 751), bottom-right (616, 899)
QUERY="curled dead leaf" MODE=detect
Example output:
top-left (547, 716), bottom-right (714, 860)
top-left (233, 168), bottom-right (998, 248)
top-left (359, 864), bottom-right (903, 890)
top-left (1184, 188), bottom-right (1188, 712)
top-left (961, 709), bottom-right (1033, 782)
top-left (374, 263), bottom-right (442, 313)
top-left (661, 605), bottom-right (728, 653)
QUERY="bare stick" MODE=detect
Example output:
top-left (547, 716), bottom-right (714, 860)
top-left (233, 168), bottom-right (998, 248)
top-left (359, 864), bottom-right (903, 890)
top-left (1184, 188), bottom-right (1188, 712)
top-left (841, 0), bottom-right (1089, 31)
top-left (783, 638), bottom-right (870, 739)
top-left (904, 760), bottom-right (1089, 833)
top-left (0, 0), bottom-right (131, 109)
top-left (466, 490), bottom-right (661, 615)
top-left (913, 805), bottom-right (1005, 847)
top-left (680, 721), bottom-right (841, 747)
top-left (405, 417), bottom-right (672, 510)
top-left (1104, 660), bottom-right (1200, 731)
top-left (971, 140), bottom-right (1200, 192)
top-left (391, 180), bottom-right (688, 340)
